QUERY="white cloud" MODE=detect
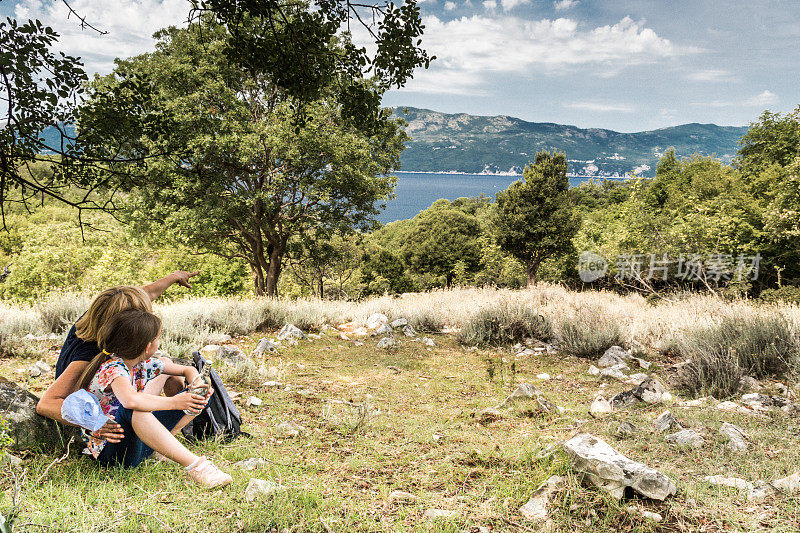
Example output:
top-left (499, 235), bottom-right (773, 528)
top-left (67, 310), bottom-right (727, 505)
top-left (565, 102), bottom-right (635, 112)
top-left (482, 0), bottom-right (497, 10)
top-left (444, 1), bottom-right (458, 10)
top-left (692, 90), bottom-right (778, 108)
top-left (15, 0), bottom-right (188, 74)
top-left (501, 0), bottom-right (531, 12)
top-left (686, 69), bottom-right (735, 82)
top-left (554, 0), bottom-right (579, 10)
top-left (400, 15), bottom-right (685, 94)
top-left (745, 90), bottom-right (778, 106)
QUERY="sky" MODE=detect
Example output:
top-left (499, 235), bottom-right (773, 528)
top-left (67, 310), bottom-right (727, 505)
top-left (3, 0), bottom-right (798, 132)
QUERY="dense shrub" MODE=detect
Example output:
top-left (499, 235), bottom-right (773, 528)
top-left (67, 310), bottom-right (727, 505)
top-left (37, 293), bottom-right (91, 333)
top-left (676, 311), bottom-right (800, 398)
top-left (760, 286), bottom-right (800, 306)
top-left (457, 302), bottom-right (551, 346)
top-left (554, 306), bottom-right (624, 358)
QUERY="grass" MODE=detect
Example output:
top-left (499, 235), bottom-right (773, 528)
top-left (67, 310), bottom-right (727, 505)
top-left (3, 310), bottom-right (800, 531)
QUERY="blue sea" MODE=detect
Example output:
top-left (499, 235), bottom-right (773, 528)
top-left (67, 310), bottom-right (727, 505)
top-left (378, 172), bottom-right (627, 223)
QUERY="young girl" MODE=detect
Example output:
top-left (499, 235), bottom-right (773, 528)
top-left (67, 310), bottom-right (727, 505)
top-left (76, 309), bottom-right (232, 488)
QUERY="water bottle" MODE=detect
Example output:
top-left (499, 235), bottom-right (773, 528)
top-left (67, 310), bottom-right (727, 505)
top-left (184, 365), bottom-right (212, 414)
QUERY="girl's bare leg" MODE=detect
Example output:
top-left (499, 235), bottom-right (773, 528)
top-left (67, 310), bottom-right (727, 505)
top-left (170, 414), bottom-right (196, 436)
top-left (131, 411), bottom-right (199, 467)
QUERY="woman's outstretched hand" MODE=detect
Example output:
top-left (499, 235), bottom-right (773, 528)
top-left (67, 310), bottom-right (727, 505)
top-left (92, 420), bottom-right (125, 443)
top-left (172, 270), bottom-right (199, 289)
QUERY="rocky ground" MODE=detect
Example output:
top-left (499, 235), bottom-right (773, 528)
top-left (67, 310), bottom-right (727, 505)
top-left (2, 313), bottom-right (800, 532)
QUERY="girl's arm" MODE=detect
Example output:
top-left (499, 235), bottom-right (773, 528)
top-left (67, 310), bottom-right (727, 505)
top-left (109, 376), bottom-right (207, 413)
top-left (159, 358), bottom-right (199, 384)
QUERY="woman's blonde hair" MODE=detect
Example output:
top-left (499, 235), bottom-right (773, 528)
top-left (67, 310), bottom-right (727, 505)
top-left (74, 286), bottom-right (152, 342)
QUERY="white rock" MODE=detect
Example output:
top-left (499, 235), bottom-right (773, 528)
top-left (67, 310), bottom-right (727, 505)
top-left (631, 357), bottom-right (652, 370)
top-left (254, 337), bottom-right (277, 355)
top-left (562, 433), bottom-right (676, 500)
top-left (678, 397), bottom-right (713, 408)
top-left (246, 396), bottom-right (262, 407)
top-left (275, 420), bottom-right (306, 438)
top-left (600, 364), bottom-right (628, 381)
top-left (704, 475), bottom-right (754, 491)
top-left (598, 346), bottom-right (631, 367)
top-left (277, 324), bottom-right (306, 340)
top-left (422, 337), bottom-right (435, 347)
top-left (365, 313), bottom-right (389, 330)
top-left (590, 396), bottom-right (613, 417)
top-left (387, 490), bottom-right (417, 505)
top-left (340, 333), bottom-right (351, 341)
top-left (588, 365), bottom-right (600, 376)
top-left (519, 475), bottom-right (563, 521)
top-left (23, 333), bottom-right (37, 340)
top-left (262, 381), bottom-right (283, 388)
top-left (536, 373), bottom-right (551, 381)
top-left (423, 509), bottom-right (457, 520)
top-left (233, 457), bottom-right (269, 470)
top-left (244, 478), bottom-right (285, 501)
top-left (200, 344), bottom-right (221, 353)
top-left (517, 348), bottom-right (536, 357)
top-left (354, 341), bottom-right (364, 346)
top-left (716, 401), bottom-right (752, 414)
top-left (739, 375), bottom-right (763, 392)
top-left (390, 318), bottom-right (408, 328)
top-left (626, 373), bottom-right (650, 386)
top-left (375, 323), bottom-right (393, 335)
top-left (28, 365), bottom-right (42, 378)
top-left (665, 429), bottom-right (704, 448)
top-left (719, 423), bottom-right (748, 452)
top-left (402, 324), bottom-right (417, 337)
top-left (308, 333), bottom-right (321, 340)
top-left (614, 421), bottom-right (637, 438)
top-left (377, 337), bottom-right (396, 349)
top-left (654, 411), bottom-right (681, 433)
top-left (639, 510), bottom-right (663, 522)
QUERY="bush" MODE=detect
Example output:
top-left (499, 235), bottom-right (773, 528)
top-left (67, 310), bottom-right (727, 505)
top-left (555, 306), bottom-right (624, 358)
top-left (676, 311), bottom-right (800, 398)
top-left (37, 293), bottom-right (91, 333)
top-left (760, 286), bottom-right (800, 305)
top-left (457, 302), bottom-right (551, 346)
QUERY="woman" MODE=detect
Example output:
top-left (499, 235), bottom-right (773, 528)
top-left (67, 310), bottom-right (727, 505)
top-left (37, 271), bottom-right (200, 444)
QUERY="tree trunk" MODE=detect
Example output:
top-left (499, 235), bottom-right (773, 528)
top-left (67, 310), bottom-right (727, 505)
top-left (250, 262), bottom-right (266, 296)
top-left (265, 242), bottom-right (284, 297)
top-left (318, 276), bottom-right (324, 299)
top-left (526, 260), bottom-right (540, 288)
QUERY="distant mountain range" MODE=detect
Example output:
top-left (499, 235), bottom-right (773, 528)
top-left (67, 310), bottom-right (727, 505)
top-left (391, 107), bottom-right (749, 177)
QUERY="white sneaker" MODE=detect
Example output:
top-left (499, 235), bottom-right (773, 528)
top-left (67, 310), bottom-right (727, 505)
top-left (186, 456), bottom-right (232, 489)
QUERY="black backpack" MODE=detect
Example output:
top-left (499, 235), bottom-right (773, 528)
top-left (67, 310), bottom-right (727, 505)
top-left (181, 351), bottom-right (247, 442)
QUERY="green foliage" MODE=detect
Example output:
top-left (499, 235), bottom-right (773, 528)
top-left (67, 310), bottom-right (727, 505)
top-left (759, 285), bottom-right (800, 305)
top-left (359, 246), bottom-right (413, 296)
top-left (737, 107), bottom-right (800, 175)
top-left (457, 302), bottom-right (552, 347)
top-left (494, 151), bottom-right (581, 285)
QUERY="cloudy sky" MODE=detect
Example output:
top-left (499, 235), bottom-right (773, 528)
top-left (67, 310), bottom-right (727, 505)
top-left (3, 0), bottom-right (798, 131)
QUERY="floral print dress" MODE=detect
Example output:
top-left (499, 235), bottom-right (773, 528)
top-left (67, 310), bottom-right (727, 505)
top-left (83, 355), bottom-right (165, 458)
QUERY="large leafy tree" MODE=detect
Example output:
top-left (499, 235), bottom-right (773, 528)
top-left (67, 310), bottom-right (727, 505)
top-left (81, 22), bottom-right (405, 296)
top-left (494, 151), bottom-right (581, 287)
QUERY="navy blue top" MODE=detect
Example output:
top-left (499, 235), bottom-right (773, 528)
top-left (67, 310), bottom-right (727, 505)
top-left (55, 324), bottom-right (100, 378)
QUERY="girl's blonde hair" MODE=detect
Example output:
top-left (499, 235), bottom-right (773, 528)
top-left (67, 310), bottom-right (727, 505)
top-left (75, 286), bottom-right (152, 342)
top-left (76, 309), bottom-right (162, 392)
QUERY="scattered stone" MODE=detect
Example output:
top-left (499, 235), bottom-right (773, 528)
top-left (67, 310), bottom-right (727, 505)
top-left (377, 337), bottom-right (396, 349)
top-left (254, 337), bottom-right (278, 355)
top-left (0, 377), bottom-right (80, 452)
top-left (278, 324), bottom-right (307, 341)
top-left (771, 472), bottom-right (800, 495)
top-left (402, 325), bottom-right (417, 337)
top-left (614, 421), bottom-right (637, 439)
top-left (741, 393), bottom-right (773, 412)
top-left (704, 475), bottom-right (754, 491)
top-left (536, 373), bottom-right (551, 381)
top-left (747, 484), bottom-right (775, 502)
top-left (233, 457), bottom-right (269, 471)
top-left (626, 373), bottom-right (650, 386)
top-left (423, 509), bottom-right (458, 520)
top-left (716, 401), bottom-right (753, 415)
top-left (353, 326), bottom-right (369, 337)
top-left (739, 375), bottom-right (763, 393)
top-left (665, 429), bottom-right (704, 449)
top-left (590, 396), bottom-right (613, 417)
top-left (217, 345), bottom-right (247, 364)
top-left (365, 313), bottom-right (389, 330)
top-left (244, 478), bottom-right (286, 501)
top-left (307, 333), bottom-right (321, 340)
top-left (519, 475), bottom-right (563, 521)
top-left (638, 510), bottom-right (663, 522)
top-left (390, 318), bottom-right (408, 328)
top-left (654, 411), bottom-right (681, 433)
top-left (598, 346), bottom-right (632, 367)
top-left (631, 357), bottom-right (652, 370)
top-left (354, 340), bottom-right (364, 346)
top-left (719, 422), bottom-right (748, 452)
top-left (388, 490), bottom-right (417, 505)
top-left (200, 344), bottom-right (221, 354)
top-left (599, 364), bottom-right (628, 381)
top-left (562, 433), bottom-right (676, 500)
top-left (516, 348), bottom-right (536, 357)
top-left (612, 377), bottom-right (670, 409)
top-left (588, 365), bottom-right (600, 376)
top-left (422, 337), bottom-right (435, 347)
top-left (23, 333), bottom-right (37, 340)
top-left (340, 333), bottom-right (351, 341)
top-left (274, 421), bottom-right (306, 438)
top-left (479, 407), bottom-right (505, 424)
top-left (375, 323), bottom-right (393, 335)
top-left (246, 396), bottom-right (262, 407)
top-left (678, 397), bottom-right (714, 408)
